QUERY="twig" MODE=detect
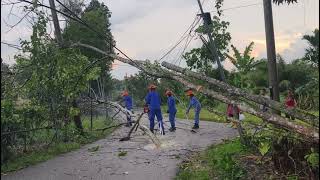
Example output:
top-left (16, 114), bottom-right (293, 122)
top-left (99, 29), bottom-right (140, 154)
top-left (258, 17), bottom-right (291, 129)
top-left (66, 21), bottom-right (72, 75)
top-left (5, 10), bottom-right (32, 33)
top-left (1, 41), bottom-right (22, 50)
top-left (119, 113), bottom-right (145, 141)
top-left (288, 149), bottom-right (297, 175)
top-left (95, 122), bottom-right (133, 132)
top-left (111, 109), bottom-right (121, 119)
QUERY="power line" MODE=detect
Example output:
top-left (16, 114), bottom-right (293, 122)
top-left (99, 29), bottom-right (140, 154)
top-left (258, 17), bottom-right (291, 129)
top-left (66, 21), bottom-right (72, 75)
top-left (1, 41), bottom-right (22, 50)
top-left (171, 18), bottom-right (201, 65)
top-left (158, 0), bottom-right (207, 62)
top-left (173, 2), bottom-right (263, 67)
top-left (172, 21), bottom-right (199, 65)
top-left (17, 0), bottom-right (144, 74)
top-left (178, 34), bottom-right (194, 66)
top-left (162, 2), bottom-right (263, 65)
top-left (209, 3), bottom-right (262, 13)
top-left (158, 16), bottom-right (200, 62)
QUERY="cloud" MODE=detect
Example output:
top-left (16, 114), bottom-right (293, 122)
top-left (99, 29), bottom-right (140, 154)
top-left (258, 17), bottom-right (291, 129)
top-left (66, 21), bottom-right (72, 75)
top-left (1, 0), bottom-right (319, 79)
top-left (109, 1), bottom-right (199, 61)
top-left (281, 37), bottom-right (308, 62)
top-left (103, 0), bottom-right (196, 26)
top-left (250, 30), bottom-right (312, 62)
top-left (1, 44), bottom-right (19, 65)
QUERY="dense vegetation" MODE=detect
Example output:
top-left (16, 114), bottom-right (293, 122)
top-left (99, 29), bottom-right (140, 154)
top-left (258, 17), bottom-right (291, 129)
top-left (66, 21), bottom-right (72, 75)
top-left (1, 0), bottom-right (318, 178)
top-left (1, 0), bottom-right (116, 169)
top-left (123, 2), bottom-right (319, 178)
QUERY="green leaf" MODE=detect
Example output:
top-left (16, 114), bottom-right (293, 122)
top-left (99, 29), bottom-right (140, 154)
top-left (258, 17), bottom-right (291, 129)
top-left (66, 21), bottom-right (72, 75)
top-left (259, 142), bottom-right (270, 156)
top-left (69, 107), bottom-right (80, 117)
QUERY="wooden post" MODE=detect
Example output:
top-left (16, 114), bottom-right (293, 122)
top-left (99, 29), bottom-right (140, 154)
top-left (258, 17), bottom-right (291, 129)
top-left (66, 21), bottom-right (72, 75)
top-left (263, 0), bottom-right (280, 102)
top-left (90, 86), bottom-right (93, 131)
top-left (23, 118), bottom-right (27, 152)
top-left (196, 0), bottom-right (226, 82)
top-left (48, 0), bottom-right (63, 45)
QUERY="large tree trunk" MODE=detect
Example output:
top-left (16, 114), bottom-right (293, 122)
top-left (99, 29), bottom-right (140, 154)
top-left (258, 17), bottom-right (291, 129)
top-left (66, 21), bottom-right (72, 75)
top-left (71, 43), bottom-right (319, 143)
top-left (161, 61), bottom-right (319, 127)
top-left (72, 100), bottom-right (83, 131)
top-left (171, 75), bottom-right (319, 143)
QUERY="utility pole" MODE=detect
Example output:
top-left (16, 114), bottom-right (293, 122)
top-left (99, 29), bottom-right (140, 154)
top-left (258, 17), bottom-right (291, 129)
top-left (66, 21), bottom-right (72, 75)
top-left (196, 0), bottom-right (226, 82)
top-left (49, 0), bottom-right (63, 45)
top-left (263, 0), bottom-right (280, 102)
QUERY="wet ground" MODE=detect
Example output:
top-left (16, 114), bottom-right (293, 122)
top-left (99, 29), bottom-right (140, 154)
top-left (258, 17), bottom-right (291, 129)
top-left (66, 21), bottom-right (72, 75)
top-left (1, 114), bottom-right (237, 180)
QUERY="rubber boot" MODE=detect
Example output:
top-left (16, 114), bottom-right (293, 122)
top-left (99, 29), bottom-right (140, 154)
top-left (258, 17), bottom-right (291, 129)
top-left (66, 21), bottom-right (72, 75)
top-left (192, 124), bottom-right (199, 129)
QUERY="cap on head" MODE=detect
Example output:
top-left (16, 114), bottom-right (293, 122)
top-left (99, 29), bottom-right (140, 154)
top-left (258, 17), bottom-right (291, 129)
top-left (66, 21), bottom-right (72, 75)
top-left (165, 90), bottom-right (172, 96)
top-left (148, 84), bottom-right (157, 90)
top-left (186, 89), bottom-right (194, 96)
top-left (122, 90), bottom-right (129, 96)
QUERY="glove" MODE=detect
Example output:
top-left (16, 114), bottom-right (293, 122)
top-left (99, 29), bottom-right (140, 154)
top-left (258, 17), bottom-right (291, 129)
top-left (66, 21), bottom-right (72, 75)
top-left (132, 111), bottom-right (134, 114)
top-left (143, 106), bottom-right (149, 113)
top-left (166, 110), bottom-right (169, 113)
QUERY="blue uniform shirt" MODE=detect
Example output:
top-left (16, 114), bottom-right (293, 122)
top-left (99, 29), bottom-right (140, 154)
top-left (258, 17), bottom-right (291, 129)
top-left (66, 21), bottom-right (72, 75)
top-left (123, 96), bottom-right (132, 110)
top-left (146, 91), bottom-right (161, 110)
top-left (167, 96), bottom-right (177, 113)
top-left (187, 96), bottom-right (201, 112)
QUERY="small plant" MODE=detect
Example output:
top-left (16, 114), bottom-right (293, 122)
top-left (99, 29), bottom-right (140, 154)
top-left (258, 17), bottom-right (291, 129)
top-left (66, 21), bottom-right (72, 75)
top-left (118, 151), bottom-right (127, 157)
top-left (287, 175), bottom-right (299, 180)
top-left (304, 148), bottom-right (319, 168)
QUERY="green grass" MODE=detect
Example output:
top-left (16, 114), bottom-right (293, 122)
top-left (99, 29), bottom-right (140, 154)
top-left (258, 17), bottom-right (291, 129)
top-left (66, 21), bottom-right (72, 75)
top-left (310, 111), bottom-right (319, 116)
top-left (162, 104), bottom-right (226, 123)
top-left (1, 116), bottom-right (115, 173)
top-left (176, 138), bottom-right (250, 180)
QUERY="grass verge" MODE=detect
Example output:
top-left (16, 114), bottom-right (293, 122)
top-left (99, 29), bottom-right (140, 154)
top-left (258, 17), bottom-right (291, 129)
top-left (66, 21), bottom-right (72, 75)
top-left (162, 105), bottom-right (226, 123)
top-left (1, 116), bottom-right (115, 173)
top-left (176, 138), bottom-right (250, 180)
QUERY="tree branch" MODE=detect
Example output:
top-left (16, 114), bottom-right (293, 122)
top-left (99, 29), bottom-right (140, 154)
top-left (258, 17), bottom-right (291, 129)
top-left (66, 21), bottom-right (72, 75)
top-left (161, 61), bottom-right (319, 127)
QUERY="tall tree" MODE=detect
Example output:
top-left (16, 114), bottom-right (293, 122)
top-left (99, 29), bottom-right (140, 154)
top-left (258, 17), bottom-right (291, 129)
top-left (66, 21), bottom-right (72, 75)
top-left (303, 29), bottom-right (319, 68)
top-left (225, 42), bottom-right (261, 89)
top-left (61, 0), bottom-right (84, 16)
top-left (63, 0), bottom-right (114, 71)
top-left (225, 42), bottom-right (260, 74)
top-left (273, 0), bottom-right (298, 5)
top-left (183, 13), bottom-right (231, 76)
top-left (14, 12), bottom-right (100, 132)
top-left (63, 0), bottom-right (115, 105)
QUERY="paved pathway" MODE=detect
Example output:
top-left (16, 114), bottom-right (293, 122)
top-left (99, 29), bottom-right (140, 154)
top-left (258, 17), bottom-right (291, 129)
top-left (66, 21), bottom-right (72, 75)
top-left (2, 115), bottom-right (237, 180)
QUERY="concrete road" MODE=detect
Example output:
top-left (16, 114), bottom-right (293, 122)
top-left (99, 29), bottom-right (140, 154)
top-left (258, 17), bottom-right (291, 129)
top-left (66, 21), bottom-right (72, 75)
top-left (1, 115), bottom-right (237, 180)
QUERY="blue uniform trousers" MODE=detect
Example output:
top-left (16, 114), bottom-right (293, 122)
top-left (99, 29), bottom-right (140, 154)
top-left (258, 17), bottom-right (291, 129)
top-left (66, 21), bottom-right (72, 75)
top-left (149, 109), bottom-right (164, 132)
top-left (194, 109), bottom-right (201, 126)
top-left (126, 108), bottom-right (132, 125)
top-left (169, 111), bottom-right (176, 129)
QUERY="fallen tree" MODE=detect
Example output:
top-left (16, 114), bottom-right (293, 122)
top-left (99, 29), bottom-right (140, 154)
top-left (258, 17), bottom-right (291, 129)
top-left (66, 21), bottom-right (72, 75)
top-left (85, 95), bottom-right (162, 147)
top-left (171, 76), bottom-right (319, 143)
top-left (71, 43), bottom-right (319, 143)
top-left (120, 112), bottom-right (145, 141)
top-left (161, 61), bottom-right (319, 127)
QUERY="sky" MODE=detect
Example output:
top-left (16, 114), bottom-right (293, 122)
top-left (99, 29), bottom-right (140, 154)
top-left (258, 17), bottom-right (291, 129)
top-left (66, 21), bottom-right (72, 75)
top-left (1, 0), bottom-right (319, 80)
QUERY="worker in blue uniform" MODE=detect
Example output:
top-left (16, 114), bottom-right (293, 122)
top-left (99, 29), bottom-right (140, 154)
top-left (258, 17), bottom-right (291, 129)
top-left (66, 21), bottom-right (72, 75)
top-left (186, 89), bottom-right (201, 129)
top-left (145, 84), bottom-right (165, 135)
top-left (145, 87), bottom-right (152, 120)
top-left (166, 90), bottom-right (177, 132)
top-left (122, 90), bottom-right (133, 127)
